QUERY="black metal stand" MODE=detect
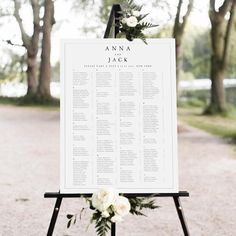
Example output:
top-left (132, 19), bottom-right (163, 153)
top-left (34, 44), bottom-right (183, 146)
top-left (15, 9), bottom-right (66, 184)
top-left (104, 4), bottom-right (122, 38)
top-left (44, 191), bottom-right (190, 236)
top-left (111, 221), bottom-right (116, 236)
top-left (45, 3), bottom-right (191, 236)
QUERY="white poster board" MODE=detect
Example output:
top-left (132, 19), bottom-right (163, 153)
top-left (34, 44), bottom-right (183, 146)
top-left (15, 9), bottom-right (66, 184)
top-left (60, 39), bottom-right (178, 193)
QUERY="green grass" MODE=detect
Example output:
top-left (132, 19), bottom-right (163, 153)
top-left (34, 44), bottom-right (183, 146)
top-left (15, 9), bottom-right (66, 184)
top-left (0, 96), bottom-right (20, 105)
top-left (0, 96), bottom-right (60, 111)
top-left (178, 106), bottom-right (236, 144)
top-left (177, 97), bottom-right (206, 108)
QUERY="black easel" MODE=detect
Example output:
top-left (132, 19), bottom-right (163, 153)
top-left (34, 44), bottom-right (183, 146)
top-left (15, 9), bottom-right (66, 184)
top-left (44, 4), bottom-right (190, 236)
top-left (44, 191), bottom-right (190, 236)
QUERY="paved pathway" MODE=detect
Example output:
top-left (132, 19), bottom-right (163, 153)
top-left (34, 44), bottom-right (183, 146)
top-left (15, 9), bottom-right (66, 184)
top-left (0, 105), bottom-right (236, 236)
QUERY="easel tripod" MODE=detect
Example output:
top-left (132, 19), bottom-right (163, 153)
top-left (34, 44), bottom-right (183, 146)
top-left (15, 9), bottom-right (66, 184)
top-left (45, 4), bottom-right (190, 236)
top-left (44, 191), bottom-right (190, 236)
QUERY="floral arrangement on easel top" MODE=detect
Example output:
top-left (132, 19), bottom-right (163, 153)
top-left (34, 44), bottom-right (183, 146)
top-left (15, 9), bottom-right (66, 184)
top-left (67, 188), bottom-right (159, 236)
top-left (117, 0), bottom-right (158, 44)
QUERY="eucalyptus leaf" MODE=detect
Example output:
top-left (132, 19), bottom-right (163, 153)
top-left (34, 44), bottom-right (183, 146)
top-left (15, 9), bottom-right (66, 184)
top-left (67, 219), bottom-right (71, 229)
top-left (66, 214), bottom-right (74, 219)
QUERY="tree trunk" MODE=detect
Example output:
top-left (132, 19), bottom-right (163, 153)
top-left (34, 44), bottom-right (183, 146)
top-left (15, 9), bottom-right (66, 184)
top-left (13, 0), bottom-right (40, 97)
top-left (175, 36), bottom-right (182, 95)
top-left (206, 0), bottom-right (236, 114)
top-left (208, 56), bottom-right (226, 113)
top-left (207, 19), bottom-right (226, 113)
top-left (26, 52), bottom-right (37, 95)
top-left (172, 0), bottom-right (193, 97)
top-left (37, 0), bottom-right (55, 98)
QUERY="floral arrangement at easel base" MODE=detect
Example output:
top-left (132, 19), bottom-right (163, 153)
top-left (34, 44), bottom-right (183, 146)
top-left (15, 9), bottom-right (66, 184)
top-left (117, 0), bottom-right (158, 44)
top-left (67, 188), bottom-right (159, 236)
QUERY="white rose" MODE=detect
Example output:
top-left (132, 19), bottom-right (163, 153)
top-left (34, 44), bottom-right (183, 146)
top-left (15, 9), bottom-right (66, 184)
top-left (92, 188), bottom-right (117, 212)
top-left (126, 16), bottom-right (138, 27)
top-left (113, 196), bottom-right (131, 217)
top-left (101, 210), bottom-right (110, 218)
top-left (121, 17), bottom-right (128, 24)
top-left (111, 214), bottom-right (123, 223)
top-left (132, 10), bottom-right (140, 17)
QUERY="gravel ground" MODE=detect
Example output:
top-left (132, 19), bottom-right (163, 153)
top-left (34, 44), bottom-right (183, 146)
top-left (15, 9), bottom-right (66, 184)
top-left (0, 105), bottom-right (236, 236)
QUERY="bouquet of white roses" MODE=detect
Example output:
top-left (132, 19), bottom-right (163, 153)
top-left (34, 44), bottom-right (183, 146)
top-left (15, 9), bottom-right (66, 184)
top-left (67, 188), bottom-right (159, 236)
top-left (117, 0), bottom-right (158, 44)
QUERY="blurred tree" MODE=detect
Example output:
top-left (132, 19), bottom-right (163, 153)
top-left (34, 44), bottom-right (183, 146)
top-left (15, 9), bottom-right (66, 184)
top-left (180, 25), bottom-right (236, 79)
top-left (173, 0), bottom-right (193, 95)
top-left (206, 0), bottom-right (236, 114)
top-left (154, 24), bottom-right (172, 38)
top-left (182, 27), bottom-right (211, 78)
top-left (0, 50), bottom-right (25, 82)
top-left (190, 30), bottom-right (211, 78)
top-left (227, 29), bottom-right (236, 77)
top-left (51, 61), bottom-right (60, 82)
top-left (37, 0), bottom-right (55, 99)
top-left (13, 0), bottom-right (41, 96)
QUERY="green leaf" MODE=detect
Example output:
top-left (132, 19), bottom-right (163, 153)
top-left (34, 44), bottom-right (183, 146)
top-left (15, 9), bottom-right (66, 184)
top-left (95, 217), bottom-right (111, 236)
top-left (139, 22), bottom-right (158, 29)
top-left (66, 214), bottom-right (78, 229)
top-left (66, 214), bottom-right (73, 219)
top-left (126, 0), bottom-right (143, 11)
top-left (138, 13), bottom-right (149, 21)
top-left (67, 219), bottom-right (71, 229)
top-left (129, 196), bottom-right (159, 215)
top-left (118, 0), bottom-right (158, 45)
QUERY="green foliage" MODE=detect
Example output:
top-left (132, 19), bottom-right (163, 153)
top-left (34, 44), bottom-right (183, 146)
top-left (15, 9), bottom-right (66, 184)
top-left (180, 87), bottom-right (236, 111)
top-left (182, 27), bottom-right (211, 78)
top-left (67, 207), bottom-right (113, 236)
top-left (180, 70), bottom-right (195, 81)
top-left (123, 0), bottom-right (142, 11)
top-left (118, 0), bottom-right (158, 44)
top-left (178, 106), bottom-right (236, 144)
top-left (93, 212), bottom-right (111, 236)
top-left (66, 195), bottom-right (159, 236)
top-left (180, 89), bottom-right (209, 105)
top-left (129, 196), bottom-right (159, 216)
top-left (203, 102), bottom-right (236, 116)
top-left (203, 104), bottom-right (228, 116)
top-left (0, 49), bottom-right (25, 82)
top-left (0, 96), bottom-right (19, 105)
top-left (227, 28), bottom-right (236, 77)
top-left (178, 98), bottom-right (206, 108)
top-left (0, 95), bottom-right (60, 108)
top-left (155, 23), bottom-right (236, 78)
top-left (51, 62), bottom-right (60, 82)
top-left (182, 25), bottom-right (236, 78)
top-left (66, 214), bottom-right (77, 229)
top-left (18, 94), bottom-right (60, 106)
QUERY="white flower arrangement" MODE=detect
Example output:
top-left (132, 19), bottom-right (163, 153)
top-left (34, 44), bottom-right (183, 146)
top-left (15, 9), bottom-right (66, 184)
top-left (91, 188), bottom-right (118, 212)
top-left (132, 10), bottom-right (140, 17)
top-left (117, 0), bottom-right (158, 44)
top-left (67, 188), bottom-right (159, 236)
top-left (125, 16), bottom-right (138, 27)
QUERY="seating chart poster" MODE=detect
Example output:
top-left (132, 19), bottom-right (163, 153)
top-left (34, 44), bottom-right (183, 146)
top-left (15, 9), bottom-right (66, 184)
top-left (60, 39), bottom-right (178, 193)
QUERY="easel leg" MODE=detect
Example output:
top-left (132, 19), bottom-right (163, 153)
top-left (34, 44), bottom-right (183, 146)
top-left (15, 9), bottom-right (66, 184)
top-left (47, 197), bottom-right (63, 236)
top-left (173, 196), bottom-right (190, 236)
top-left (111, 223), bottom-right (116, 236)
